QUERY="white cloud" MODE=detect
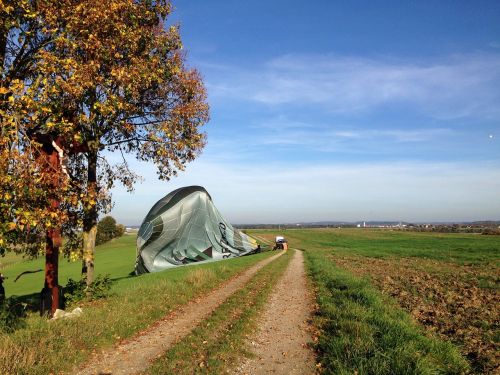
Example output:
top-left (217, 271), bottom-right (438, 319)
top-left (206, 53), bottom-right (500, 120)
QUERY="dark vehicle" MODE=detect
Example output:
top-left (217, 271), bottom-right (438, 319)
top-left (273, 236), bottom-right (288, 250)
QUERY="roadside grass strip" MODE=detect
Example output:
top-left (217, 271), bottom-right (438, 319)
top-left (0, 251), bottom-right (275, 375)
top-left (145, 249), bottom-right (293, 375)
top-left (305, 249), bottom-right (470, 375)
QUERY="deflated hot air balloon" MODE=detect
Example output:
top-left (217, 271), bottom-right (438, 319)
top-left (135, 186), bottom-right (258, 274)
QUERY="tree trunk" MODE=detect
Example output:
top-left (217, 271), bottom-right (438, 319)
top-left (81, 226), bottom-right (96, 287)
top-left (45, 228), bottom-right (60, 315)
top-left (81, 151), bottom-right (98, 288)
top-left (43, 143), bottom-right (62, 317)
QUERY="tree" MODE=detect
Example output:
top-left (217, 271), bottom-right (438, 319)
top-left (115, 224), bottom-right (126, 238)
top-left (1, 0), bottom-right (208, 311)
top-left (96, 216), bottom-right (126, 245)
top-left (34, 0), bottom-right (209, 286)
top-left (96, 216), bottom-right (117, 245)
top-left (0, 1), bottom-right (86, 315)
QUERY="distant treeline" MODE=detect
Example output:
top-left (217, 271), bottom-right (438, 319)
top-left (406, 224), bottom-right (500, 235)
top-left (235, 222), bottom-right (500, 235)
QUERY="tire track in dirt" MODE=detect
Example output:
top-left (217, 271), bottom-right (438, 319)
top-left (75, 252), bottom-right (284, 375)
top-left (235, 249), bottom-right (316, 375)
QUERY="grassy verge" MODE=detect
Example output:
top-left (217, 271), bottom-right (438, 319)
top-left (305, 248), bottom-right (470, 374)
top-left (145, 249), bottom-right (292, 375)
top-left (0, 249), bottom-right (275, 374)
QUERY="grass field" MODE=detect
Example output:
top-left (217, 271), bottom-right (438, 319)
top-left (0, 234), bottom-right (275, 374)
top-left (0, 234), bottom-right (138, 298)
top-left (284, 228), bottom-right (499, 264)
top-left (250, 228), bottom-right (500, 374)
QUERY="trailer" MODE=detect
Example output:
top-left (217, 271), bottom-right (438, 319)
top-left (273, 236), bottom-right (288, 250)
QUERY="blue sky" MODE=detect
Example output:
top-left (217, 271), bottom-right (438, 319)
top-left (110, 0), bottom-right (500, 225)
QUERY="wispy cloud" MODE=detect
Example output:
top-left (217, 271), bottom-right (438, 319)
top-left (110, 158), bottom-right (500, 224)
top-left (247, 118), bottom-right (453, 150)
top-left (205, 53), bottom-right (500, 120)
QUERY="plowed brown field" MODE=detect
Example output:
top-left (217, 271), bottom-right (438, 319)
top-left (333, 255), bottom-right (499, 374)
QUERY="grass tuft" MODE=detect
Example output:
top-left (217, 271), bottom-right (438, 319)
top-left (185, 268), bottom-right (217, 288)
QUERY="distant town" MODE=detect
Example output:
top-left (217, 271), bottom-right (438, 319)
top-left (234, 221), bottom-right (500, 234)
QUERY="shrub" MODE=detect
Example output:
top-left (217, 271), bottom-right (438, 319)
top-left (64, 274), bottom-right (113, 306)
top-left (0, 298), bottom-right (27, 333)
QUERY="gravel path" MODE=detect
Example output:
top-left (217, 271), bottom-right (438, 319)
top-left (75, 252), bottom-right (284, 375)
top-left (235, 249), bottom-right (316, 375)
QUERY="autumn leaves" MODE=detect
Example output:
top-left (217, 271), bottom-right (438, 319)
top-left (0, 1), bottom-right (209, 285)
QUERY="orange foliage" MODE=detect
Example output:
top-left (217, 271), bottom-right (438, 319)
top-left (1, 1), bottom-right (209, 260)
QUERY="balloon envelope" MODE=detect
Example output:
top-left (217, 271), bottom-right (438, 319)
top-left (135, 186), bottom-right (257, 274)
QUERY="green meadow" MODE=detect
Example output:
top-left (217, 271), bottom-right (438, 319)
top-left (1, 234), bottom-right (137, 298)
top-left (277, 228), bottom-right (500, 264)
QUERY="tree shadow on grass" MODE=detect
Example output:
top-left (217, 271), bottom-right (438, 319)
top-left (7, 292), bottom-right (41, 313)
top-left (1, 290), bottom-right (57, 333)
top-left (110, 271), bottom-right (137, 283)
top-left (0, 295), bottom-right (32, 333)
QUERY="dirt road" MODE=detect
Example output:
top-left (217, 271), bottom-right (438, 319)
top-left (235, 249), bottom-right (316, 374)
top-left (75, 252), bottom-right (283, 375)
